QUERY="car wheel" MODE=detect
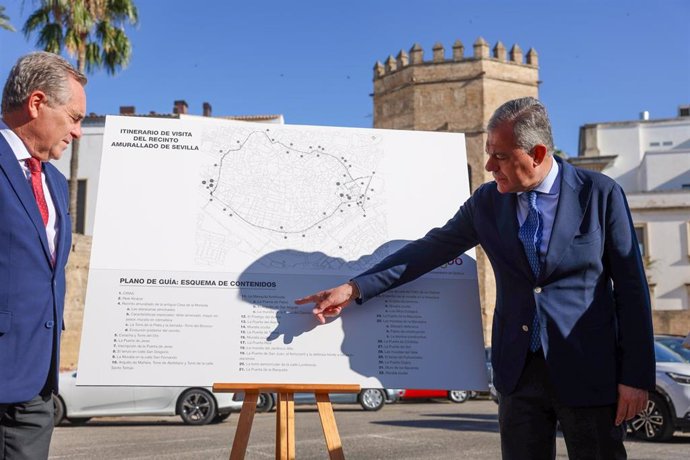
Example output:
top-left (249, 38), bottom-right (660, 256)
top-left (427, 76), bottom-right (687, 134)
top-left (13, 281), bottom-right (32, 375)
top-left (630, 393), bottom-right (675, 442)
top-left (212, 413), bottom-right (231, 424)
top-left (177, 388), bottom-right (217, 425)
top-left (68, 417), bottom-right (91, 425)
top-left (52, 395), bottom-right (65, 426)
top-left (447, 390), bottom-right (469, 403)
top-left (358, 389), bottom-right (385, 411)
top-left (256, 392), bottom-right (275, 413)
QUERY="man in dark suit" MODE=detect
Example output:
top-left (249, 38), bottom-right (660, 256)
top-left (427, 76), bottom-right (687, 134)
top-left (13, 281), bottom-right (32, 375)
top-left (0, 52), bottom-right (86, 459)
top-left (297, 97), bottom-right (655, 459)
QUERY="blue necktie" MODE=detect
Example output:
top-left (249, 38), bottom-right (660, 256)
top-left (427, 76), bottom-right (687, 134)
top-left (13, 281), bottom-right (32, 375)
top-left (518, 191), bottom-right (543, 352)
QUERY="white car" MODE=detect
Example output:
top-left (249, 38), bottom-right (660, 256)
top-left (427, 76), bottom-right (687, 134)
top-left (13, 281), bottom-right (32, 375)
top-left (629, 339), bottom-right (690, 441)
top-left (233, 388), bottom-right (403, 412)
top-left (53, 371), bottom-right (242, 426)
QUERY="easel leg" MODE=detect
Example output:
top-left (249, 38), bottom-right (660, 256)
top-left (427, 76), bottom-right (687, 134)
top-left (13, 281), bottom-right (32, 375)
top-left (229, 390), bottom-right (259, 460)
top-left (276, 392), bottom-right (295, 460)
top-left (315, 393), bottom-right (345, 460)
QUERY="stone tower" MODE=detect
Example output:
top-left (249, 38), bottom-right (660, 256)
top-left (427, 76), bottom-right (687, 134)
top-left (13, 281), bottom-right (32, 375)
top-left (372, 38), bottom-right (540, 342)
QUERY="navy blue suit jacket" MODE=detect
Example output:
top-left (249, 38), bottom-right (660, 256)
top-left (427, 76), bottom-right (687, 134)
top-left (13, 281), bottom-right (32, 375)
top-left (0, 136), bottom-right (71, 403)
top-left (353, 157), bottom-right (655, 406)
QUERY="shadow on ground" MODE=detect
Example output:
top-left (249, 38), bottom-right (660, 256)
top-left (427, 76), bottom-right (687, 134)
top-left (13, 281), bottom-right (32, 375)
top-left (54, 417), bottom-right (224, 428)
top-left (372, 411), bottom-right (499, 433)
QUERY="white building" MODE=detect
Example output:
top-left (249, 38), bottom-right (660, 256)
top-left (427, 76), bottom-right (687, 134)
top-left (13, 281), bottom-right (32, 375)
top-left (573, 106), bottom-right (690, 311)
top-left (54, 101), bottom-right (284, 235)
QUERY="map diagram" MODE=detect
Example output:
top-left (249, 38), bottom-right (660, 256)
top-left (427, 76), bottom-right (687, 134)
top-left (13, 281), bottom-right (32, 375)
top-left (194, 123), bottom-right (387, 274)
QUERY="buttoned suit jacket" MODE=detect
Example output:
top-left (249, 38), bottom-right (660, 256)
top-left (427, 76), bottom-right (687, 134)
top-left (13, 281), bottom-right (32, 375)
top-left (353, 156), bottom-right (655, 406)
top-left (0, 135), bottom-right (71, 403)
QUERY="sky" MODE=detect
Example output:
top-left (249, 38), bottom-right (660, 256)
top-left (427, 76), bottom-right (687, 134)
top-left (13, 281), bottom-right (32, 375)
top-left (1, 0), bottom-right (689, 156)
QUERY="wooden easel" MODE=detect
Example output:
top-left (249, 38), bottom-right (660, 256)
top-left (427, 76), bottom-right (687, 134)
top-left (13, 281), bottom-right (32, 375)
top-left (213, 383), bottom-right (361, 460)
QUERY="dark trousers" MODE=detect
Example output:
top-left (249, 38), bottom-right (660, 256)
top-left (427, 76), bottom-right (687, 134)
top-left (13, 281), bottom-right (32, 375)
top-left (0, 395), bottom-right (54, 460)
top-left (498, 351), bottom-right (627, 460)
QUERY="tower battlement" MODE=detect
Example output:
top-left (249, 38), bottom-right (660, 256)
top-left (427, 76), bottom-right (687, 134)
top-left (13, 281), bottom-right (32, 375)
top-left (373, 37), bottom-right (538, 80)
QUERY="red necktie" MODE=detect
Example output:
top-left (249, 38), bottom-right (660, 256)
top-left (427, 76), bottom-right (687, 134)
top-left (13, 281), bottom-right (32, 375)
top-left (26, 157), bottom-right (50, 226)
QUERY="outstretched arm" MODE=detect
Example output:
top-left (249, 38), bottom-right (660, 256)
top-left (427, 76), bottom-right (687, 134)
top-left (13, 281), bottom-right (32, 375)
top-left (296, 187), bottom-right (483, 323)
top-left (295, 281), bottom-right (360, 324)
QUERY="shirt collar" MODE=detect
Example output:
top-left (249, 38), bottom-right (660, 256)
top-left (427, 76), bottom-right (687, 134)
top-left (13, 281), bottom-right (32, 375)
top-left (0, 118), bottom-right (32, 161)
top-left (518, 156), bottom-right (560, 197)
top-left (533, 157), bottom-right (560, 195)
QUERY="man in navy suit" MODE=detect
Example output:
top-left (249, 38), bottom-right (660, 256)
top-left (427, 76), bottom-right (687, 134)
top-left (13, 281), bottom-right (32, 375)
top-left (0, 52), bottom-right (86, 459)
top-left (297, 97), bottom-right (655, 459)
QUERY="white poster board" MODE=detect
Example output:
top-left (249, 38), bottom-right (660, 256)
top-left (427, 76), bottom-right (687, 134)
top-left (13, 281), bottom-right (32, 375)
top-left (77, 115), bottom-right (487, 390)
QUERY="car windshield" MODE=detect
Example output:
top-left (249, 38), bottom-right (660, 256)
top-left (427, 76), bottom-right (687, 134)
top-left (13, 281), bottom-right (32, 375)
top-left (654, 341), bottom-right (686, 363)
top-left (655, 336), bottom-right (690, 363)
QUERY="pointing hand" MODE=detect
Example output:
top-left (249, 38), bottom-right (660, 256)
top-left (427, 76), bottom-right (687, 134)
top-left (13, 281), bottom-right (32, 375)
top-left (295, 282), bottom-right (360, 324)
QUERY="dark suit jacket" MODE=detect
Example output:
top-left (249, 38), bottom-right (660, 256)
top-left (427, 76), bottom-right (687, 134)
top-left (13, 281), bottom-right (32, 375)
top-left (353, 157), bottom-right (655, 406)
top-left (0, 136), bottom-right (71, 403)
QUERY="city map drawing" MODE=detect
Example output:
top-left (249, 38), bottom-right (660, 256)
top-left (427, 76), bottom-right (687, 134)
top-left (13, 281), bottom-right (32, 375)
top-left (194, 120), bottom-right (387, 274)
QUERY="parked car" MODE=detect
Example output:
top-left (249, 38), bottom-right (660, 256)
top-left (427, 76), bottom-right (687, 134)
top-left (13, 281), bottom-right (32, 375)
top-left (53, 371), bottom-right (241, 426)
top-left (655, 334), bottom-right (690, 362)
top-left (629, 338), bottom-right (690, 441)
top-left (233, 388), bottom-right (403, 412)
top-left (400, 389), bottom-right (470, 403)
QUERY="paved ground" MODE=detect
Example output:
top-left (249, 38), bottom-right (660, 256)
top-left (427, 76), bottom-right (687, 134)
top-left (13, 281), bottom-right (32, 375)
top-left (49, 399), bottom-right (690, 459)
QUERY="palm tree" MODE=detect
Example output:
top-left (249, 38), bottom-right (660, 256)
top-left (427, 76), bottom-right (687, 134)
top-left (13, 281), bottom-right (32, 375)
top-left (23, 0), bottom-right (138, 233)
top-left (1, 5), bottom-right (15, 31)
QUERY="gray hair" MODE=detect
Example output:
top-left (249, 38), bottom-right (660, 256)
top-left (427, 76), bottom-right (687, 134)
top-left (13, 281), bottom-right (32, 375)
top-left (2, 51), bottom-right (87, 114)
top-left (488, 97), bottom-right (554, 155)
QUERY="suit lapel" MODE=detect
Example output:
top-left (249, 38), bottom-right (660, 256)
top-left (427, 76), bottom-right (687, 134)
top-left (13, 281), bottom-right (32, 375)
top-left (0, 137), bottom-right (53, 266)
top-left (541, 159), bottom-right (588, 281)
